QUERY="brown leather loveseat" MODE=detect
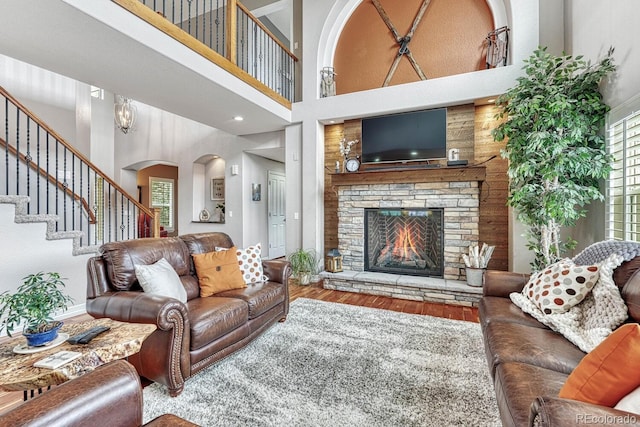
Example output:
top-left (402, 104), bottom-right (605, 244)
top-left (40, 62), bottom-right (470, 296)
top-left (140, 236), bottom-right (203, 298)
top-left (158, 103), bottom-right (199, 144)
top-left (86, 232), bottom-right (291, 397)
top-left (479, 241), bottom-right (640, 426)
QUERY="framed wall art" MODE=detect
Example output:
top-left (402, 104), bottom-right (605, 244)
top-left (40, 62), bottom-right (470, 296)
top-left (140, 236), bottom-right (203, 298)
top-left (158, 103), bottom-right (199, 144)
top-left (211, 178), bottom-right (225, 200)
top-left (252, 183), bottom-right (261, 201)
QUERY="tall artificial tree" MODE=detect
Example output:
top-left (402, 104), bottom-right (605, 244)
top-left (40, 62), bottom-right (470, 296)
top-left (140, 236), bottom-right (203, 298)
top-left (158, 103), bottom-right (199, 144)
top-left (492, 47), bottom-right (616, 271)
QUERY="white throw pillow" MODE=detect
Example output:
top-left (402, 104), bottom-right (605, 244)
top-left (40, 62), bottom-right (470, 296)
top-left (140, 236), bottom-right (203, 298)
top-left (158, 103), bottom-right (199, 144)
top-left (134, 257), bottom-right (187, 303)
top-left (615, 385), bottom-right (640, 414)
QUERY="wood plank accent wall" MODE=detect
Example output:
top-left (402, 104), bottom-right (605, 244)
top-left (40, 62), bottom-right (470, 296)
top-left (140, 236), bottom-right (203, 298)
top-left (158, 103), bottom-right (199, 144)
top-left (475, 104), bottom-right (509, 270)
top-left (323, 104), bottom-right (509, 271)
top-left (324, 124), bottom-right (344, 254)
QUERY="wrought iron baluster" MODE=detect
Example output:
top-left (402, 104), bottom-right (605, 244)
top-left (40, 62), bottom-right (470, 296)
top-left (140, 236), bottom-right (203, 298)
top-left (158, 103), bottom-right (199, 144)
top-left (26, 116), bottom-right (31, 208)
top-left (79, 159), bottom-right (84, 245)
top-left (195, 0), bottom-right (198, 41)
top-left (222, 0), bottom-right (226, 57)
top-left (108, 182), bottom-right (112, 242)
top-left (15, 108), bottom-right (19, 197)
top-left (187, 0), bottom-right (191, 36)
top-left (4, 97), bottom-right (8, 195)
top-left (63, 145), bottom-right (68, 231)
top-left (36, 124), bottom-right (40, 213)
top-left (120, 192), bottom-right (125, 240)
top-left (54, 140), bottom-right (59, 230)
top-left (46, 134), bottom-right (50, 216)
top-left (209, 0), bottom-right (213, 50)
top-left (71, 154), bottom-right (75, 230)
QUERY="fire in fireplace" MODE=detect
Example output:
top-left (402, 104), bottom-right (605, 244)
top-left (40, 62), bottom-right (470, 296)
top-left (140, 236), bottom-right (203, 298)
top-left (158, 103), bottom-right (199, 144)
top-left (364, 208), bottom-right (444, 277)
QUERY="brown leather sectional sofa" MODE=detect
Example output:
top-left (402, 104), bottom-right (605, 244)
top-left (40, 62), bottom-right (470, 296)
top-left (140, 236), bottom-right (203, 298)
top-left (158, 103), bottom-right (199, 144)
top-left (479, 260), bottom-right (640, 427)
top-left (0, 360), bottom-right (197, 427)
top-left (86, 232), bottom-right (291, 397)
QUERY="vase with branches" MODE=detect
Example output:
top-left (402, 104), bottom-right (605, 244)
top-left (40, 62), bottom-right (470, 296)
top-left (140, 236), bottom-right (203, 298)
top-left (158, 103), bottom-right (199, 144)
top-left (492, 46), bottom-right (616, 271)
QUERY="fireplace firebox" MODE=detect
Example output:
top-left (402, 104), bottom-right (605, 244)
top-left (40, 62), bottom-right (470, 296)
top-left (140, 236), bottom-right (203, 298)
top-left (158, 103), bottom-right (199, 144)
top-left (364, 208), bottom-right (444, 277)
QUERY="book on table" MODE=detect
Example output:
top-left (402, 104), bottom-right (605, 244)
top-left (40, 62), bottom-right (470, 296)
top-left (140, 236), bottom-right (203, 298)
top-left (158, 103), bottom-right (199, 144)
top-left (33, 351), bottom-right (83, 369)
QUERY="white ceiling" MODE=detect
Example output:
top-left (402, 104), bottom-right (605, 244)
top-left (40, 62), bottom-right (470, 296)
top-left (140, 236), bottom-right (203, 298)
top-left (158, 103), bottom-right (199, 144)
top-left (0, 0), bottom-right (294, 136)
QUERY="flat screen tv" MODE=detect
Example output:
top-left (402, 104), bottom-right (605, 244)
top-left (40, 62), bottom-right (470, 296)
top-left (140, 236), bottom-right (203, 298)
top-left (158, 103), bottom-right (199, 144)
top-left (361, 108), bottom-right (447, 164)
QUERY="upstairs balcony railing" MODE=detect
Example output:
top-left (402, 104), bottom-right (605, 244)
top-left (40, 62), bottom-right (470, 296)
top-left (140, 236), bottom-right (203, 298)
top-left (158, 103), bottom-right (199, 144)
top-left (114, 0), bottom-right (297, 106)
top-left (1, 85), bottom-right (160, 253)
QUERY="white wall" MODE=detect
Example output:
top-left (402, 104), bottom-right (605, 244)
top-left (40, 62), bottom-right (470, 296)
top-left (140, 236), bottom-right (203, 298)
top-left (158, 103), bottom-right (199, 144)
top-left (0, 204), bottom-right (90, 331)
top-left (242, 153), bottom-right (285, 257)
top-left (112, 101), bottom-right (286, 246)
top-left (565, 0), bottom-right (640, 112)
top-left (565, 0), bottom-right (640, 252)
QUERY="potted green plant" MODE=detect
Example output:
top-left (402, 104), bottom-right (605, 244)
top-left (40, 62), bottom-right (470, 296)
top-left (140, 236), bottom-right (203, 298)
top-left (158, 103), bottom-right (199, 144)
top-left (0, 272), bottom-right (73, 346)
top-left (288, 248), bottom-right (319, 285)
top-left (492, 46), bottom-right (616, 270)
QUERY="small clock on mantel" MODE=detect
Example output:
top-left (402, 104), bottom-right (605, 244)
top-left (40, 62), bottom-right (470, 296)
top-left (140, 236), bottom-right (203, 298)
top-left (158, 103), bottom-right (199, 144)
top-left (345, 156), bottom-right (361, 172)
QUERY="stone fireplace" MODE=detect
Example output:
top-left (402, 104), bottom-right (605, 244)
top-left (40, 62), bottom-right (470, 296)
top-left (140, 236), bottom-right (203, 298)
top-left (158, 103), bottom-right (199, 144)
top-left (333, 168), bottom-right (484, 281)
top-left (364, 208), bottom-right (444, 277)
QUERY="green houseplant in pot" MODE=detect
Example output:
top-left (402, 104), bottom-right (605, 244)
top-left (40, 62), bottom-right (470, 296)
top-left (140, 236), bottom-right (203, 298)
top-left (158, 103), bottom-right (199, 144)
top-left (492, 46), bottom-right (616, 271)
top-left (0, 272), bottom-right (73, 346)
top-left (288, 248), bottom-right (319, 285)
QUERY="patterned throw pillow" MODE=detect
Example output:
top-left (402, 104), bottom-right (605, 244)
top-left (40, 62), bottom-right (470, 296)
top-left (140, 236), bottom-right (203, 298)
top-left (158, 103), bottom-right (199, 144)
top-left (236, 243), bottom-right (267, 285)
top-left (523, 259), bottom-right (600, 314)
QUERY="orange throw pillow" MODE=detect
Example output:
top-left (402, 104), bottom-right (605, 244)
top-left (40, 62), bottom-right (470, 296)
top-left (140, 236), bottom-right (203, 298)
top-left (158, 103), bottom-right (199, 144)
top-left (559, 323), bottom-right (640, 407)
top-left (193, 247), bottom-right (246, 297)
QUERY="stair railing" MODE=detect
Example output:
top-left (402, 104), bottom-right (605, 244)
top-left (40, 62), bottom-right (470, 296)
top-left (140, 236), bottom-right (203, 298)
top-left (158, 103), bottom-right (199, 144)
top-left (0, 85), bottom-right (160, 252)
top-left (112, 0), bottom-right (298, 107)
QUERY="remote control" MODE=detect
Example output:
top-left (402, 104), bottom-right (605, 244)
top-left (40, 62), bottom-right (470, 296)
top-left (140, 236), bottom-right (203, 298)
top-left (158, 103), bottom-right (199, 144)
top-left (67, 326), bottom-right (110, 344)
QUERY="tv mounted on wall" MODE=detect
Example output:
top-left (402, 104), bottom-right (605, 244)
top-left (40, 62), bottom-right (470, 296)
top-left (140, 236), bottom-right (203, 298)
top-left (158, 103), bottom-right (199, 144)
top-left (361, 108), bottom-right (447, 164)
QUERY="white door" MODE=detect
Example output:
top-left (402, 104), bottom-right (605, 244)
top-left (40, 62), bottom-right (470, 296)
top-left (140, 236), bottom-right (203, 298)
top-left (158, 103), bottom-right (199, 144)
top-left (268, 171), bottom-right (286, 258)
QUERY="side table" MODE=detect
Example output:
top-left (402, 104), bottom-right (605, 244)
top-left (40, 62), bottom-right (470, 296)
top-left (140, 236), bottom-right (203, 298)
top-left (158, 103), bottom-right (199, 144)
top-left (0, 318), bottom-right (155, 398)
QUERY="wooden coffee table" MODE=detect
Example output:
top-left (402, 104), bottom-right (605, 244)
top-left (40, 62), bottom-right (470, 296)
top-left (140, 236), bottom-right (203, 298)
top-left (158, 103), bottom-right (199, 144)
top-left (0, 318), bottom-right (155, 396)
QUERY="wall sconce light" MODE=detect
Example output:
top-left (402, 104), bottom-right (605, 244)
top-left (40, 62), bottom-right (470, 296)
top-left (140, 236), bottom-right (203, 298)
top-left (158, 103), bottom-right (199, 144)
top-left (114, 96), bottom-right (137, 134)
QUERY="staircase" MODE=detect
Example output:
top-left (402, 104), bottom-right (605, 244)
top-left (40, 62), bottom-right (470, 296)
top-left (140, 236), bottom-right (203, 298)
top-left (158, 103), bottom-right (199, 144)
top-left (0, 85), bottom-right (160, 256)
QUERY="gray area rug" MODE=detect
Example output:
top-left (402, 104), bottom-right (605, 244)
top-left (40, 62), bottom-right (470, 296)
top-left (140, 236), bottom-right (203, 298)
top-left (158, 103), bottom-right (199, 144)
top-left (143, 298), bottom-right (500, 426)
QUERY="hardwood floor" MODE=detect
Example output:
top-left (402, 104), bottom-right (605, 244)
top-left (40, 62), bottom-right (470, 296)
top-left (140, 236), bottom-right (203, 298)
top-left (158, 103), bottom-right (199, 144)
top-left (0, 282), bottom-right (478, 415)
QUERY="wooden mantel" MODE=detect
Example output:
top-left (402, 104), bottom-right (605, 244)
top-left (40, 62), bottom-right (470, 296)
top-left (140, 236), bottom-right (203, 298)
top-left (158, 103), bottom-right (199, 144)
top-left (330, 165), bottom-right (486, 186)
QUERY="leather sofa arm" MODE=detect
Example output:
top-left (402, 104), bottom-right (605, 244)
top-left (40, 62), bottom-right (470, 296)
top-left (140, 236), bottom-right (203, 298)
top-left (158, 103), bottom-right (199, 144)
top-left (483, 270), bottom-right (530, 298)
top-left (263, 259), bottom-right (292, 285)
top-left (87, 291), bottom-right (190, 397)
top-left (0, 360), bottom-right (144, 427)
top-left (530, 396), bottom-right (640, 426)
top-left (86, 291), bottom-right (189, 331)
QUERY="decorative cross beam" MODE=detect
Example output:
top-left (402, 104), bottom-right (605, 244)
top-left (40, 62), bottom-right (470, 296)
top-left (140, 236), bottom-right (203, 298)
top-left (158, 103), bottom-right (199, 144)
top-left (371, 0), bottom-right (430, 87)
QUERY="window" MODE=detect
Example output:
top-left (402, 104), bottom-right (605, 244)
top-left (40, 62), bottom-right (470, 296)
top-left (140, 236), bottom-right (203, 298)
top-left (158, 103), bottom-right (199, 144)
top-left (606, 99), bottom-right (640, 241)
top-left (150, 177), bottom-right (174, 232)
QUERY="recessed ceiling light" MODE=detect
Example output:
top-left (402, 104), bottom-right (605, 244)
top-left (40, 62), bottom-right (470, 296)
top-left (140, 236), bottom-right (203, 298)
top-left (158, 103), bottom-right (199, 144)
top-left (487, 98), bottom-right (496, 103)
top-left (329, 120), bottom-right (335, 124)
top-left (233, 115), bottom-right (244, 121)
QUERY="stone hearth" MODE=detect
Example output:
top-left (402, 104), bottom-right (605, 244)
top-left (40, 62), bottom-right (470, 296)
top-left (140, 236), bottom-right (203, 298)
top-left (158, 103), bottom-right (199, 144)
top-left (320, 270), bottom-right (483, 306)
